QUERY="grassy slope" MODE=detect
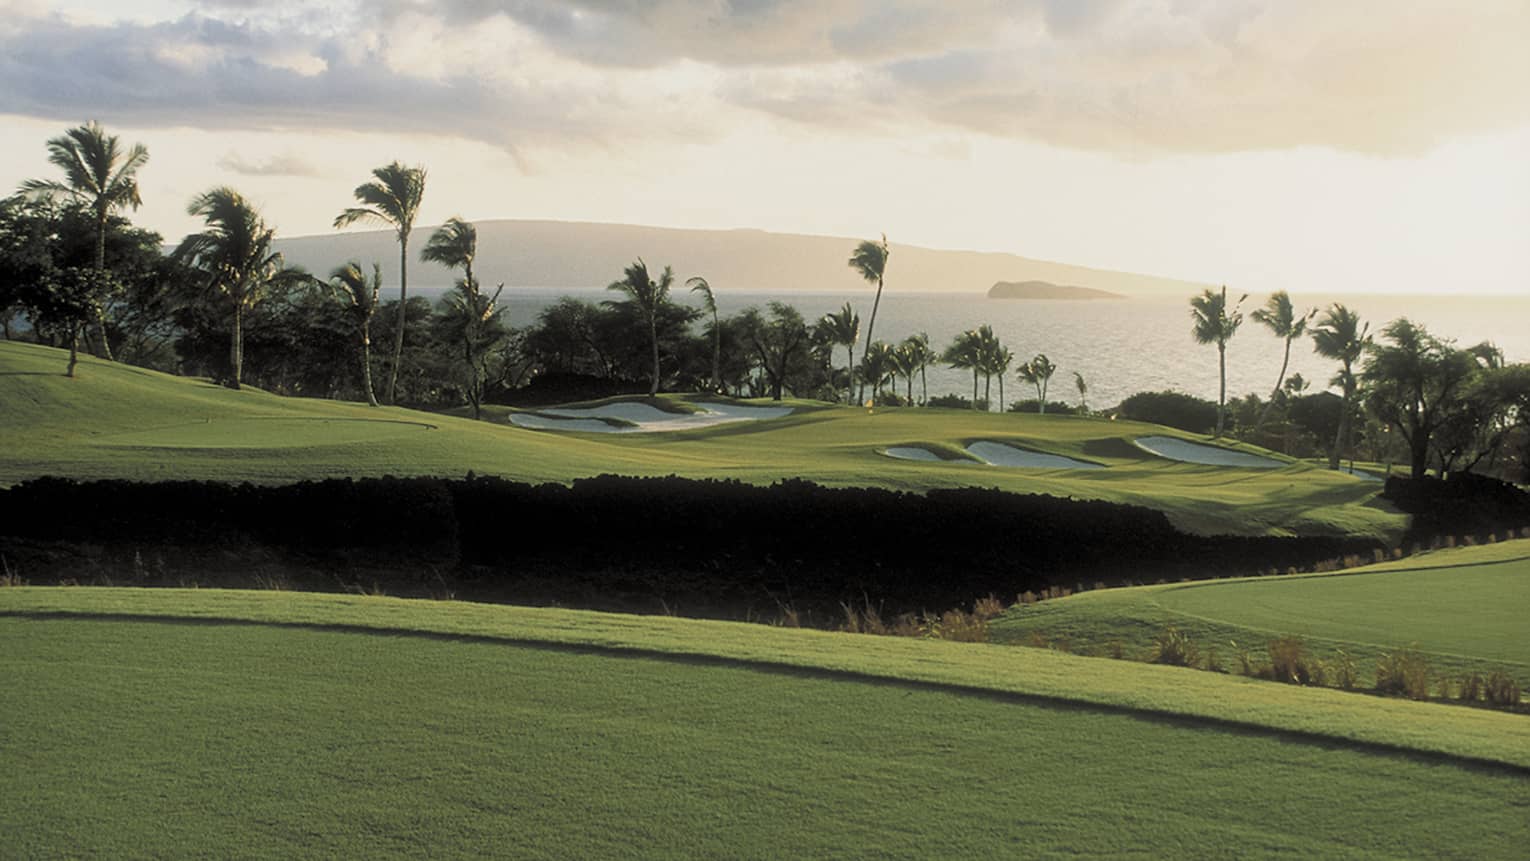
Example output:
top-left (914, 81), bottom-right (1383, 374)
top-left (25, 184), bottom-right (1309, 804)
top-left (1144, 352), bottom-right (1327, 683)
top-left (0, 341), bottom-right (1400, 539)
top-left (992, 541), bottom-right (1530, 684)
top-left (3, 591), bottom-right (1527, 858)
top-left (3, 587), bottom-right (1527, 770)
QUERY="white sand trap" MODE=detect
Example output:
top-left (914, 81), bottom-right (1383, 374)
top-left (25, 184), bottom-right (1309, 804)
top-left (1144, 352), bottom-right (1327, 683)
top-left (967, 441), bottom-right (1105, 470)
top-left (508, 401), bottom-right (792, 433)
top-left (884, 446), bottom-right (950, 462)
top-left (1135, 435), bottom-right (1284, 468)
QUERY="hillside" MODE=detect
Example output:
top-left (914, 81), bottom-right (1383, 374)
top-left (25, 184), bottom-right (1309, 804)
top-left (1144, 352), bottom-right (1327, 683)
top-left (273, 219), bottom-right (1208, 296)
top-left (988, 280), bottom-right (1126, 300)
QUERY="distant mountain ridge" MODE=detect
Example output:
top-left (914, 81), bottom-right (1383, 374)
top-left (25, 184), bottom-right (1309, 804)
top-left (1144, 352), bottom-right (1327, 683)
top-left (988, 281), bottom-right (1125, 300)
top-left (272, 219), bottom-right (1207, 297)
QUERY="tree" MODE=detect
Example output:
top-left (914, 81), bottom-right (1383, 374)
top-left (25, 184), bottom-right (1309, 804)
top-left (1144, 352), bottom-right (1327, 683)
top-left (968, 324), bottom-right (1002, 411)
top-left (328, 261), bottom-right (383, 406)
top-left (334, 162), bottom-right (426, 405)
top-left (1074, 371), bottom-right (1088, 414)
top-left (890, 341), bottom-right (922, 405)
top-left (902, 332), bottom-right (935, 405)
top-left (858, 341), bottom-right (896, 403)
top-left (848, 235), bottom-right (889, 403)
top-left (816, 302), bottom-right (859, 404)
top-left (175, 187), bottom-right (310, 389)
top-left (943, 329), bottom-right (984, 409)
top-left (19, 121), bottom-right (149, 361)
top-left (1018, 354), bottom-right (1058, 414)
top-left (991, 344), bottom-right (1014, 414)
top-left (738, 302), bottom-right (811, 401)
top-left (1362, 318), bottom-right (1478, 480)
top-left (1250, 290), bottom-right (1315, 433)
top-left (420, 217), bottom-right (478, 293)
top-left (687, 276), bottom-right (720, 392)
top-left (435, 277), bottom-right (506, 419)
top-left (605, 259), bottom-right (674, 397)
top-left (1310, 303), bottom-right (1370, 470)
top-left (1189, 285), bottom-right (1246, 438)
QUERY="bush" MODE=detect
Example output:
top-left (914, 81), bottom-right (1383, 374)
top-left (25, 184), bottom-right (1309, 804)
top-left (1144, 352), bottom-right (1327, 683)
top-left (1376, 649), bottom-right (1432, 700)
top-left (926, 394), bottom-right (989, 411)
top-left (1267, 636), bottom-right (1317, 685)
top-left (1332, 650), bottom-right (1359, 690)
top-left (1485, 672), bottom-right (1521, 707)
top-left (1118, 391), bottom-right (1219, 434)
top-left (1007, 399), bottom-right (1074, 415)
top-left (1151, 626), bottom-right (1199, 667)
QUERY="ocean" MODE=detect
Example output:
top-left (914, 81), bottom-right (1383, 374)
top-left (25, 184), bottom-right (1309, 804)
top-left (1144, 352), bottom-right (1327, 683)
top-left (425, 287), bottom-right (1530, 409)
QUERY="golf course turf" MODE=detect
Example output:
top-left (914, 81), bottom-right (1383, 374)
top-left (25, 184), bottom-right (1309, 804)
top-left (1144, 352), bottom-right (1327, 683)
top-left (2, 589), bottom-right (1528, 858)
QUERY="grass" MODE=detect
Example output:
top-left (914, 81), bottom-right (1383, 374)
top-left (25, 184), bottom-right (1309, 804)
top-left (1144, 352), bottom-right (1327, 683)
top-left (0, 340), bottom-right (1402, 539)
top-left (992, 540), bottom-right (1530, 687)
top-left (2, 589), bottom-right (1529, 858)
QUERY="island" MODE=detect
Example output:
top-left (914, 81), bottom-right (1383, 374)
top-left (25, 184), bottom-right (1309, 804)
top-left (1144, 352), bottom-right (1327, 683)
top-left (987, 280), bottom-right (1126, 300)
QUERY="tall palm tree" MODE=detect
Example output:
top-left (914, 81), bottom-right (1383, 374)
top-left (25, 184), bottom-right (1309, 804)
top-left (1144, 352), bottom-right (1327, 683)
top-left (901, 332), bottom-right (935, 406)
top-left (334, 162), bottom-right (426, 405)
top-left (971, 324), bottom-right (1003, 411)
top-left (1250, 290), bottom-right (1315, 433)
top-left (606, 258), bottom-right (674, 396)
top-left (1074, 371), bottom-right (1089, 414)
top-left (329, 261), bottom-right (382, 406)
top-left (687, 277), bottom-right (720, 392)
top-left (1189, 285), bottom-right (1246, 438)
top-left (1310, 303), bottom-right (1370, 470)
top-left (174, 187), bottom-right (308, 390)
top-left (20, 121), bottom-right (150, 361)
top-left (992, 344), bottom-right (1014, 413)
top-left (848, 234), bottom-right (889, 403)
top-left (943, 330), bottom-right (983, 409)
top-left (818, 302), bottom-right (859, 404)
top-left (891, 342), bottom-right (922, 405)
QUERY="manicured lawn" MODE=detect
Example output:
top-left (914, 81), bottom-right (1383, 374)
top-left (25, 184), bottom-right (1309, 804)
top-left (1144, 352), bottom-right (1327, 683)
top-left (0, 340), bottom-right (1402, 539)
top-left (993, 541), bottom-right (1530, 685)
top-left (3, 598), bottom-right (1527, 857)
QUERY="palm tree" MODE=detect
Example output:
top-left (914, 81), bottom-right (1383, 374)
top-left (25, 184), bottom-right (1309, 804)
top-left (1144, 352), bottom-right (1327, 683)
top-left (20, 121), bottom-right (150, 360)
top-left (1189, 285), bottom-right (1247, 437)
top-left (1074, 371), bottom-right (1089, 414)
top-left (328, 261), bottom-right (382, 406)
top-left (970, 324), bottom-right (1002, 411)
top-left (687, 277), bottom-right (720, 392)
top-left (858, 340), bottom-right (896, 403)
top-left (420, 217), bottom-right (477, 291)
top-left (992, 344), bottom-right (1014, 413)
top-left (943, 330), bottom-right (983, 409)
top-left (1018, 353), bottom-right (1057, 414)
top-left (902, 332), bottom-right (935, 405)
top-left (1310, 303), bottom-right (1370, 470)
top-left (437, 277), bottom-right (506, 419)
top-left (1250, 290), bottom-right (1315, 433)
top-left (174, 187), bottom-right (309, 390)
top-left (606, 258), bottom-right (674, 396)
top-left (818, 302), bottom-right (859, 404)
top-left (848, 234), bottom-right (889, 402)
top-left (334, 162), bottom-right (426, 405)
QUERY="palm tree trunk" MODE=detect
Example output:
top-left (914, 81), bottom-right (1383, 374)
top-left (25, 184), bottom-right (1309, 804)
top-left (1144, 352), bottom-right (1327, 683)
top-left (93, 211), bottom-right (114, 361)
top-left (920, 366), bottom-right (927, 406)
top-left (385, 237), bottom-right (408, 405)
top-left (983, 373), bottom-right (991, 412)
top-left (65, 323), bottom-right (80, 377)
top-left (360, 320), bottom-right (378, 407)
top-left (230, 299), bottom-right (244, 390)
top-left (906, 373), bottom-right (914, 405)
top-left (845, 346), bottom-right (854, 405)
top-left (711, 311), bottom-right (721, 393)
top-left (1215, 342), bottom-right (1227, 437)
top-left (998, 375), bottom-right (1004, 413)
top-left (971, 368), bottom-right (978, 409)
top-left (1328, 368), bottom-right (1351, 470)
top-left (857, 276), bottom-right (884, 403)
top-left (649, 315), bottom-right (660, 397)
top-left (1255, 337), bottom-right (1293, 434)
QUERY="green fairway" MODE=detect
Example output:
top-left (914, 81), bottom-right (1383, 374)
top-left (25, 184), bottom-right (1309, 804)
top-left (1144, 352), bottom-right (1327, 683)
top-left (993, 540), bottom-right (1530, 684)
top-left (3, 591), bottom-right (1528, 857)
top-left (0, 340), bottom-right (1402, 539)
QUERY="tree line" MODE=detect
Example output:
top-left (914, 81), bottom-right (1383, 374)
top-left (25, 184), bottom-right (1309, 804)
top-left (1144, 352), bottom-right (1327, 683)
top-left (2, 122), bottom-right (1525, 482)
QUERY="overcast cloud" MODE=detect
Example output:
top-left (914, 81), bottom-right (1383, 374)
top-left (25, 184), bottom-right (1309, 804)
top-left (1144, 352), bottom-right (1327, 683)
top-left (2, 0), bottom-right (1526, 156)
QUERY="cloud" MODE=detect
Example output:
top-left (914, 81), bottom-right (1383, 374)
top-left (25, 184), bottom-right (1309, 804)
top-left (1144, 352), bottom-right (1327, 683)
top-left (217, 151), bottom-right (323, 177)
top-left (1, 1), bottom-right (1525, 157)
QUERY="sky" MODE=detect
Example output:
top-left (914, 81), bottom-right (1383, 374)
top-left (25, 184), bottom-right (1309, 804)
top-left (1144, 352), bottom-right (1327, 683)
top-left (1, 0), bottom-right (1527, 295)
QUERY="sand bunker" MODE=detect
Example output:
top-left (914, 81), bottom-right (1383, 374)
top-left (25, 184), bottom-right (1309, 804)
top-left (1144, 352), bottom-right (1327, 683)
top-left (966, 441), bottom-right (1104, 470)
top-left (883, 446), bottom-right (953, 462)
top-left (1134, 435), bottom-right (1284, 468)
top-left (508, 401), bottom-right (792, 433)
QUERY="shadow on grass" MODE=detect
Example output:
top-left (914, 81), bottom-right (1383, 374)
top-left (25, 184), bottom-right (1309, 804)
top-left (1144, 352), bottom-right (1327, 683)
top-left (6, 609), bottom-right (1526, 779)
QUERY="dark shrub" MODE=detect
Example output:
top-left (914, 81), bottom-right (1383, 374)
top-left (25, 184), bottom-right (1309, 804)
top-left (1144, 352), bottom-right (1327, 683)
top-left (1118, 391), bottom-right (1219, 434)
